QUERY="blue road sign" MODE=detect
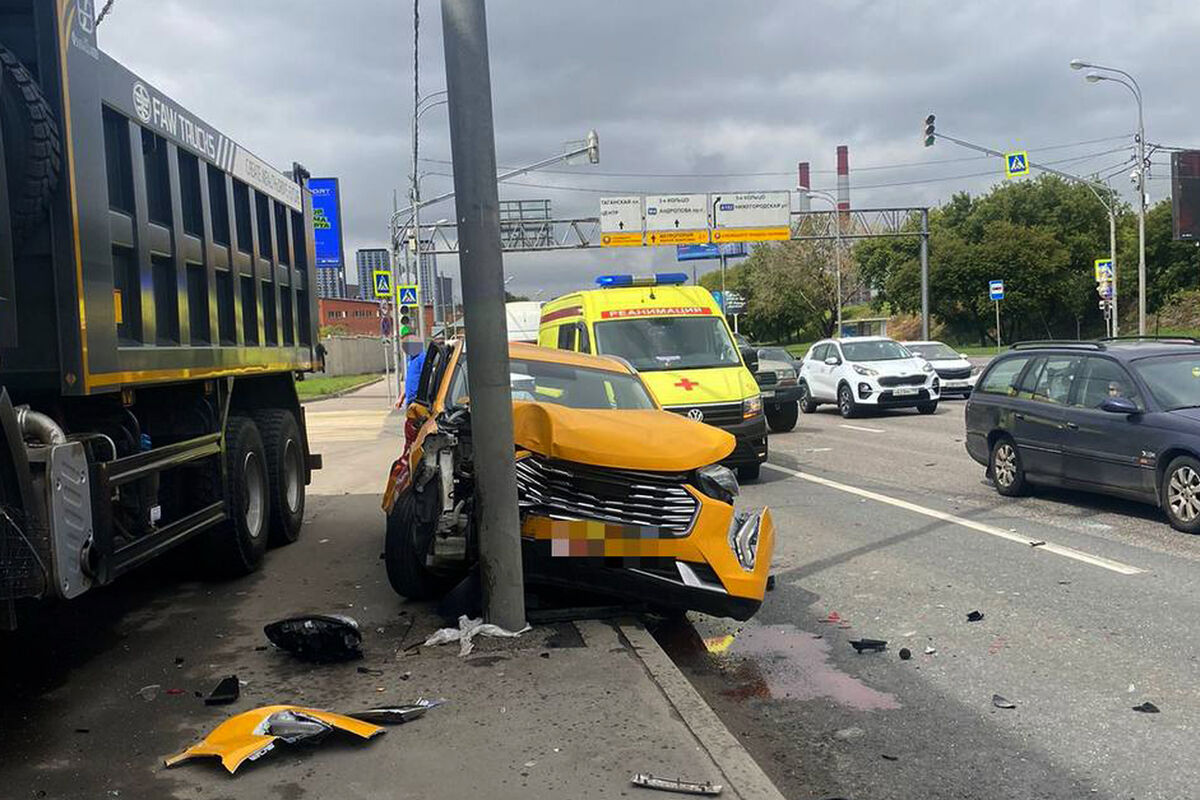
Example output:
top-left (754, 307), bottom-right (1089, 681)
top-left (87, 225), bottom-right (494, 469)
top-left (373, 270), bottom-right (393, 298)
top-left (989, 280), bottom-right (1005, 301)
top-left (675, 243), bottom-right (749, 261)
top-left (397, 285), bottom-right (419, 305)
top-left (1005, 151), bottom-right (1029, 178)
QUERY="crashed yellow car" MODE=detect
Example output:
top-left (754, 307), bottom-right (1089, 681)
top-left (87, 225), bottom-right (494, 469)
top-left (382, 341), bottom-right (774, 621)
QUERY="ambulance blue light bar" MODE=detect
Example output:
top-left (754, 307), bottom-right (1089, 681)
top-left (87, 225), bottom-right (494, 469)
top-left (595, 273), bottom-right (690, 288)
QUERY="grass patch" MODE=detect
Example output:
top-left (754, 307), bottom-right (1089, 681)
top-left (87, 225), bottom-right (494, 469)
top-left (296, 373), bottom-right (383, 401)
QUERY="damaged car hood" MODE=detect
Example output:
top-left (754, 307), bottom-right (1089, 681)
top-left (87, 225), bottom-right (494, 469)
top-left (512, 402), bottom-right (734, 472)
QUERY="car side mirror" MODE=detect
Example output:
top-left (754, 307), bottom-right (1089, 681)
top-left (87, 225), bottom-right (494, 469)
top-left (824, 356), bottom-right (840, 366)
top-left (740, 346), bottom-right (759, 373)
top-left (1100, 396), bottom-right (1139, 415)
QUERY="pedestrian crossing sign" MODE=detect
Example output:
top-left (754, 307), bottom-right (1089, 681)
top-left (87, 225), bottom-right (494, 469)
top-left (372, 270), bottom-right (393, 298)
top-left (1005, 151), bottom-right (1029, 178)
top-left (397, 285), bottom-right (419, 305)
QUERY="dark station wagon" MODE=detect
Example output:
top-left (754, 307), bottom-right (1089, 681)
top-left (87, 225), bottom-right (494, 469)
top-left (965, 338), bottom-right (1200, 533)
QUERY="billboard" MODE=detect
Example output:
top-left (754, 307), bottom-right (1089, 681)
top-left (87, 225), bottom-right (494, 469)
top-left (1171, 151), bottom-right (1200, 241)
top-left (310, 177), bottom-right (345, 268)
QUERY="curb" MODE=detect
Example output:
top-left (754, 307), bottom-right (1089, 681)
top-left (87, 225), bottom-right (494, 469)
top-left (617, 622), bottom-right (787, 800)
top-left (299, 375), bottom-right (385, 404)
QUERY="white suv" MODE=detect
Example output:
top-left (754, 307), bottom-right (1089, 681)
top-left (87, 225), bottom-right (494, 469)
top-left (798, 336), bottom-right (940, 418)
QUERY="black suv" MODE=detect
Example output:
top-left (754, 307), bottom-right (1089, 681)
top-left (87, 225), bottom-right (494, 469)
top-left (965, 338), bottom-right (1200, 533)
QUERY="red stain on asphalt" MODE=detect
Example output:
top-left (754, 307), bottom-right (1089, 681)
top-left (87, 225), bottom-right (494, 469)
top-left (719, 624), bottom-right (900, 711)
top-left (988, 636), bottom-right (1007, 655)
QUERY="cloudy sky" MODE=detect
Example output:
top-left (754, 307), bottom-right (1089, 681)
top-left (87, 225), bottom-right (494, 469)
top-left (99, 0), bottom-right (1200, 299)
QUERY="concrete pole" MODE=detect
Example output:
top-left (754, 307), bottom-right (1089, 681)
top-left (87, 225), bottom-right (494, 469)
top-left (1109, 199), bottom-right (1118, 337)
top-left (833, 219), bottom-right (842, 338)
top-left (441, 0), bottom-right (526, 630)
top-left (1136, 100), bottom-right (1146, 335)
top-left (920, 208), bottom-right (930, 340)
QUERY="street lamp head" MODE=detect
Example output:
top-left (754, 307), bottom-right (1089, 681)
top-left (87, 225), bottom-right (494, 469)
top-left (586, 129), bottom-right (600, 165)
top-left (1085, 72), bottom-right (1103, 83)
top-left (1069, 58), bottom-right (1090, 70)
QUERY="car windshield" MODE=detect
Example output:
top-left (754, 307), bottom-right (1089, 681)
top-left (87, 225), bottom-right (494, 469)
top-left (841, 340), bottom-right (911, 362)
top-left (446, 356), bottom-right (656, 411)
top-left (905, 343), bottom-right (960, 360)
top-left (757, 347), bottom-right (793, 363)
top-left (593, 316), bottom-right (741, 371)
top-left (1131, 354), bottom-right (1200, 410)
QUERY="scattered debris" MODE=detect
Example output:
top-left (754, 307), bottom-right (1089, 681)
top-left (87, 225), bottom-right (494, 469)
top-left (966, 611), bottom-right (985, 623)
top-left (924, 646), bottom-right (937, 655)
top-left (992, 694), bottom-right (1016, 709)
top-left (631, 773), bottom-right (722, 795)
top-left (820, 611), bottom-right (843, 624)
top-left (318, 538), bottom-right (330, 544)
top-left (1029, 540), bottom-right (1046, 548)
top-left (348, 698), bottom-right (444, 725)
top-left (540, 652), bottom-right (551, 659)
top-left (1132, 701), bottom-right (1160, 714)
top-left (898, 648), bottom-right (911, 661)
top-left (138, 684), bottom-right (161, 702)
top-left (1128, 683), bottom-right (1136, 694)
top-left (205, 676), bottom-right (240, 706)
top-left (524, 760), bottom-right (537, 768)
top-left (400, 671), bottom-right (412, 681)
top-left (832, 726), bottom-right (865, 741)
top-left (1057, 580), bottom-right (1072, 586)
top-left (264, 614), bottom-right (363, 662)
top-left (165, 705), bottom-right (385, 774)
top-left (166, 688), bottom-right (185, 696)
top-left (74, 728), bottom-right (90, 734)
top-left (174, 656), bottom-right (185, 666)
top-left (423, 614), bottom-right (531, 657)
top-left (765, 575), bottom-right (776, 592)
top-left (356, 666), bottom-right (384, 676)
top-left (849, 638), bottom-right (887, 653)
top-left (881, 753), bottom-right (899, 761)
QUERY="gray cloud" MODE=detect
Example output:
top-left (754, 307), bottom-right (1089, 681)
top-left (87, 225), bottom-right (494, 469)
top-left (99, 0), bottom-right (1200, 299)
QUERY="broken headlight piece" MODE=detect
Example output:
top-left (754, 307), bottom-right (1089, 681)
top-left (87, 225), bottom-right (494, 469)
top-left (694, 464), bottom-right (739, 505)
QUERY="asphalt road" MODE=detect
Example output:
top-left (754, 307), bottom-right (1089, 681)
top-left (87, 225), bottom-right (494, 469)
top-left (658, 397), bottom-right (1200, 800)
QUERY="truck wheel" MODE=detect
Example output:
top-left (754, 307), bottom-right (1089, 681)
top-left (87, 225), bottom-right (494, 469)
top-left (385, 492), bottom-right (448, 600)
top-left (0, 45), bottom-right (62, 245)
top-left (253, 409), bottom-right (305, 546)
top-left (765, 401), bottom-right (799, 433)
top-left (737, 463), bottom-right (761, 482)
top-left (203, 416), bottom-right (269, 576)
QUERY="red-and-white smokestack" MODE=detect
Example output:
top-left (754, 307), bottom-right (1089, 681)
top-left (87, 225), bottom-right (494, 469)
top-left (797, 162), bottom-right (811, 212)
top-left (836, 145), bottom-right (850, 213)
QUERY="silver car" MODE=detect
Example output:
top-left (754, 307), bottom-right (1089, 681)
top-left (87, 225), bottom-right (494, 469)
top-left (902, 341), bottom-right (979, 398)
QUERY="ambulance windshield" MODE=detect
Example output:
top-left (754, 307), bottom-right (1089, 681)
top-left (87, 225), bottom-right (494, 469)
top-left (594, 317), bottom-right (741, 372)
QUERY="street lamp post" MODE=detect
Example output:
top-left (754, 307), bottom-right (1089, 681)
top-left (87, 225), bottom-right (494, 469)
top-left (1071, 58), bottom-right (1146, 334)
top-left (806, 189), bottom-right (843, 338)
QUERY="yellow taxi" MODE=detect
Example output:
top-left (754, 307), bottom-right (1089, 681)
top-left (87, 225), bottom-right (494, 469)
top-left (382, 340), bottom-right (774, 621)
top-left (537, 274), bottom-right (767, 480)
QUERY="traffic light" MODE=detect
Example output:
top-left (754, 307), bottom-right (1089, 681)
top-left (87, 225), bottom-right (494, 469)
top-left (924, 114), bottom-right (936, 147)
top-left (399, 305), bottom-right (413, 337)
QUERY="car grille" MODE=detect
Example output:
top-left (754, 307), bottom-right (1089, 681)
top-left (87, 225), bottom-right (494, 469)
top-left (514, 456), bottom-right (699, 535)
top-left (878, 374), bottom-right (927, 387)
top-left (665, 402), bottom-right (744, 427)
top-left (756, 372), bottom-right (779, 387)
top-left (936, 366), bottom-right (973, 380)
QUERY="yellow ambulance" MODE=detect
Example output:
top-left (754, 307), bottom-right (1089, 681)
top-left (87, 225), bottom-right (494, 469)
top-left (538, 273), bottom-right (767, 479)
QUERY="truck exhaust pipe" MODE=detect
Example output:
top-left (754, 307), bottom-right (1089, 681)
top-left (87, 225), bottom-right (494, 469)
top-left (16, 406), bottom-right (66, 446)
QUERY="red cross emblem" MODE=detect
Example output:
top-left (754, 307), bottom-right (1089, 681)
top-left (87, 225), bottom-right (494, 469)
top-left (675, 378), bottom-right (699, 391)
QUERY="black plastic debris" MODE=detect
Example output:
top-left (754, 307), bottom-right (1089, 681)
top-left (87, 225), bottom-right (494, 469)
top-left (992, 694), bottom-right (1016, 709)
top-left (849, 638), bottom-right (887, 653)
top-left (264, 614), bottom-right (363, 662)
top-left (356, 666), bottom-right (384, 676)
top-left (205, 675), bottom-right (240, 706)
top-left (630, 773), bottom-right (722, 796)
top-left (349, 705), bottom-right (428, 725)
top-left (898, 647), bottom-right (912, 661)
top-left (881, 754), bottom-right (899, 761)
top-left (966, 611), bottom-right (985, 622)
top-left (766, 574), bottom-right (776, 592)
top-left (1132, 701), bottom-right (1160, 714)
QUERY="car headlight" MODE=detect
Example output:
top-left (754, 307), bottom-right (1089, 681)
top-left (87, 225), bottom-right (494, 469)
top-left (742, 394), bottom-right (763, 419)
top-left (694, 464), bottom-right (739, 505)
top-left (921, 362), bottom-right (934, 373)
top-left (728, 512), bottom-right (761, 571)
top-left (778, 368), bottom-right (797, 380)
top-left (853, 364), bottom-right (878, 377)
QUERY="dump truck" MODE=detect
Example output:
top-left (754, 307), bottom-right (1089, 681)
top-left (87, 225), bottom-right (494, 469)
top-left (0, 2), bottom-right (321, 627)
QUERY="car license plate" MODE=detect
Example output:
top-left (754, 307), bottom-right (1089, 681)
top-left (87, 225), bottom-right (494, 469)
top-left (761, 390), bottom-right (775, 398)
top-left (892, 387), bottom-right (918, 396)
top-left (944, 380), bottom-right (967, 388)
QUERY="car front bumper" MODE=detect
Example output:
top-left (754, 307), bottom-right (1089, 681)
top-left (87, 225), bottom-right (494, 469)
top-left (760, 383), bottom-right (804, 404)
top-left (853, 379), bottom-right (940, 406)
top-left (520, 499), bottom-right (775, 621)
top-left (937, 375), bottom-right (978, 396)
top-left (721, 414), bottom-right (768, 466)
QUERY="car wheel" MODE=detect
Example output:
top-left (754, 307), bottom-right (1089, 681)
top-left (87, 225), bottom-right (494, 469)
top-left (917, 401), bottom-right (938, 415)
top-left (990, 436), bottom-right (1027, 497)
top-left (737, 463), bottom-right (761, 482)
top-left (798, 382), bottom-right (819, 414)
top-left (1161, 455), bottom-right (1200, 534)
top-left (385, 491), bottom-right (451, 599)
top-left (837, 384), bottom-right (858, 419)
top-left (765, 401), bottom-right (799, 433)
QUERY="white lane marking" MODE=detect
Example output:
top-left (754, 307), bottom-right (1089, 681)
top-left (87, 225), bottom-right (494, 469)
top-left (806, 447), bottom-right (833, 453)
top-left (839, 424), bottom-right (886, 434)
top-left (763, 463), bottom-right (1145, 576)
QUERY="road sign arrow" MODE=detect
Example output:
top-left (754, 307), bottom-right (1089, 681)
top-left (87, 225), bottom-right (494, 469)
top-left (618, 221), bottom-right (624, 230)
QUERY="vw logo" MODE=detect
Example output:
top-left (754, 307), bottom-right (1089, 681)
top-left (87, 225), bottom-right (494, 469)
top-left (133, 82), bottom-right (152, 123)
top-left (687, 408), bottom-right (704, 422)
